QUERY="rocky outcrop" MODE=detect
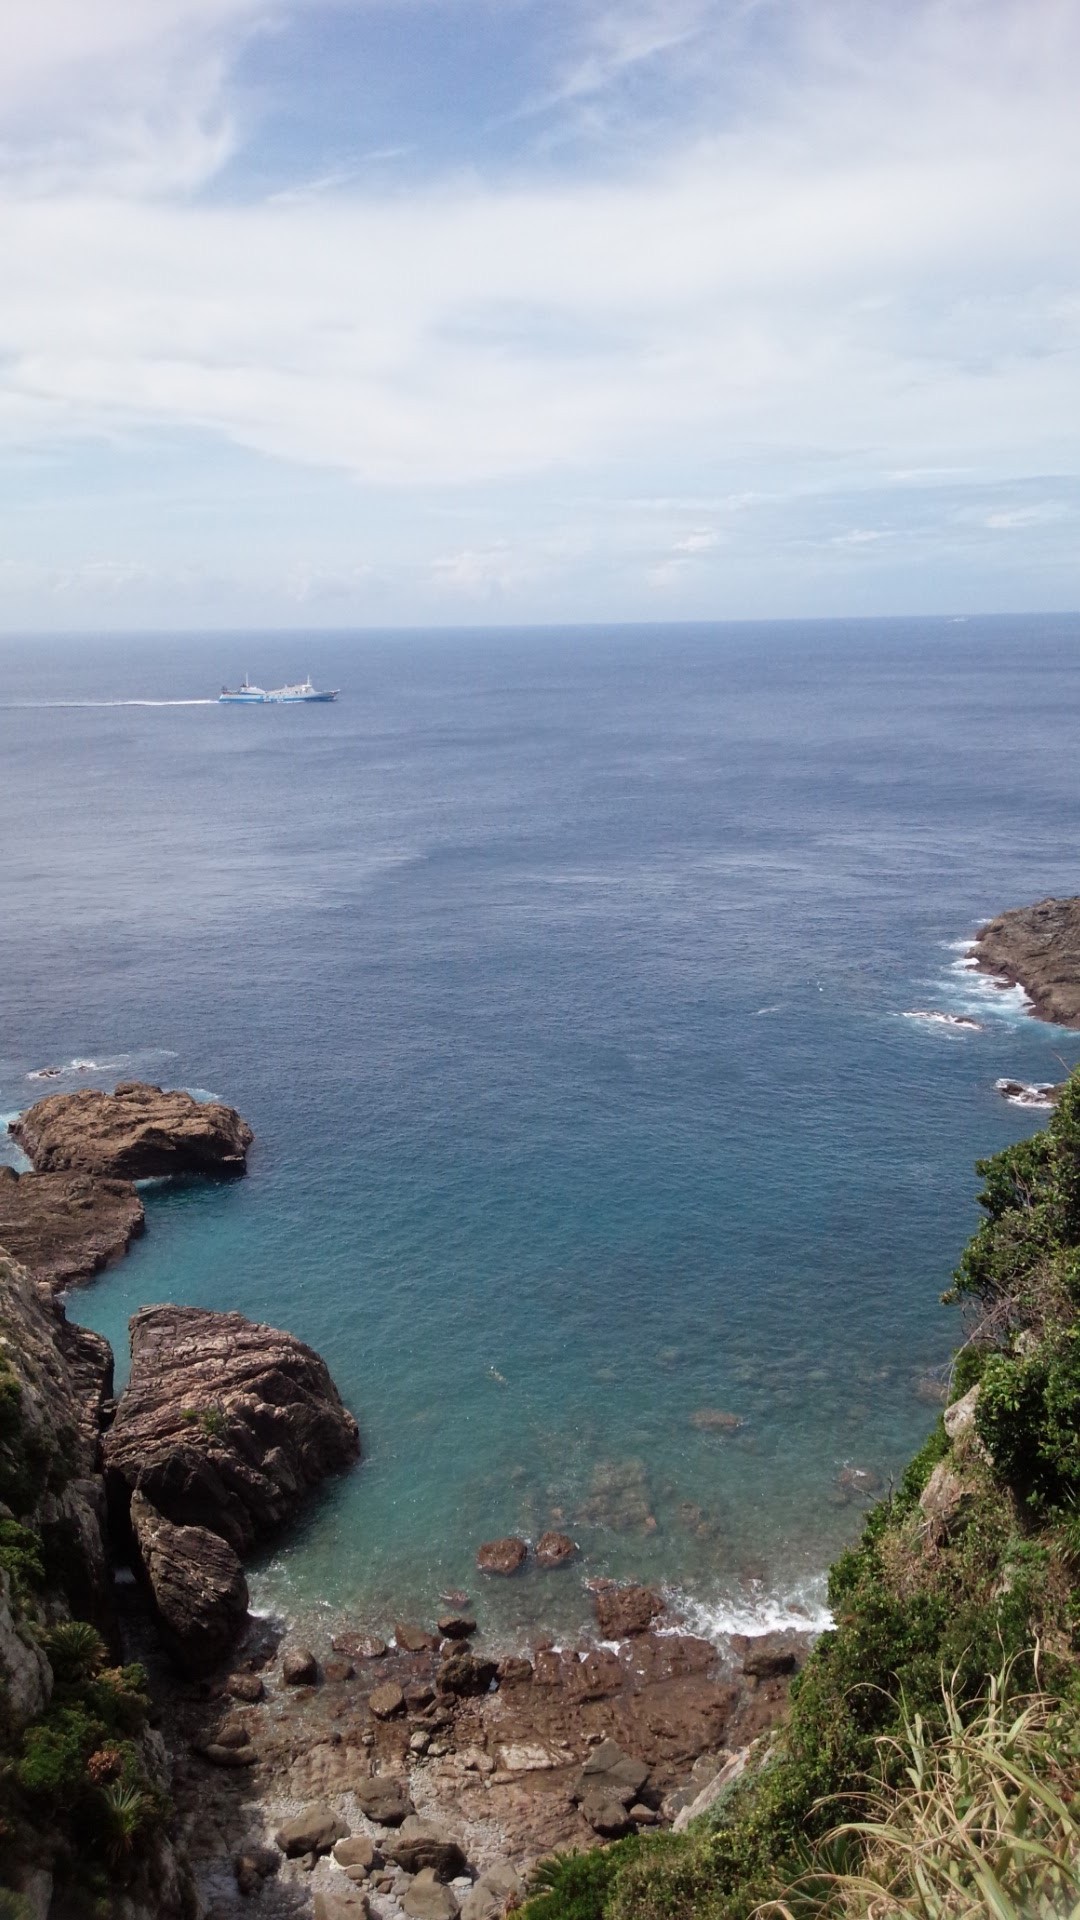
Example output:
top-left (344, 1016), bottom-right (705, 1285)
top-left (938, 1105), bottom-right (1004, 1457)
top-left (592, 1582), bottom-right (664, 1637)
top-left (103, 1304), bottom-right (361, 1555)
top-left (476, 1537), bottom-right (527, 1576)
top-left (11, 1081), bottom-right (254, 1179)
top-left (0, 1166), bottom-right (145, 1295)
top-left (972, 897), bottom-right (1080, 1027)
top-left (129, 1491), bottom-right (250, 1672)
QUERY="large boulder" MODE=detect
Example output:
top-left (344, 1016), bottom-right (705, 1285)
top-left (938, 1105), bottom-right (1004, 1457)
top-left (276, 1805), bottom-right (349, 1857)
top-left (103, 1304), bottom-right (361, 1554)
top-left (10, 1082), bottom-right (254, 1180)
top-left (383, 1819), bottom-right (468, 1880)
top-left (354, 1776), bottom-right (412, 1825)
top-left (129, 1490), bottom-right (250, 1673)
top-left (0, 1167), bottom-right (144, 1296)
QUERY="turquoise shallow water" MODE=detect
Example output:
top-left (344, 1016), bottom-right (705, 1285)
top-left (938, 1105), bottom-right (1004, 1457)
top-left (2, 617), bottom-right (1079, 1645)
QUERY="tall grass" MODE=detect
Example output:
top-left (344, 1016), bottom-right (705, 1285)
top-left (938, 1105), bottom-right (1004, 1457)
top-left (762, 1664), bottom-right (1080, 1920)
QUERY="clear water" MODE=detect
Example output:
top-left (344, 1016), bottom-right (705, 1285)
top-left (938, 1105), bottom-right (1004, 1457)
top-left (2, 617), bottom-right (1078, 1646)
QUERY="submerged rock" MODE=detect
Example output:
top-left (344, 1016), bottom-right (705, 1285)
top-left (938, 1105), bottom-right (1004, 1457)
top-left (0, 1166), bottom-right (144, 1296)
top-left (535, 1530), bottom-right (577, 1567)
top-left (476, 1537), bottom-right (527, 1576)
top-left (103, 1303), bottom-right (361, 1556)
top-left (10, 1081), bottom-right (254, 1179)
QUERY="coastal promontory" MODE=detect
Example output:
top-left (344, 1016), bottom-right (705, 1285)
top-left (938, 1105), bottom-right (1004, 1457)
top-left (973, 894), bottom-right (1080, 1026)
top-left (10, 1080), bottom-right (254, 1179)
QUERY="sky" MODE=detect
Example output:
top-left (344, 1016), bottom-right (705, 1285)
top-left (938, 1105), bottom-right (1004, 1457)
top-left (0, 0), bottom-right (1078, 630)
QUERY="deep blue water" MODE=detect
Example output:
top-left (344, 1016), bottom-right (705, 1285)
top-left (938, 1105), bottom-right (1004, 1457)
top-left (2, 617), bottom-right (1078, 1645)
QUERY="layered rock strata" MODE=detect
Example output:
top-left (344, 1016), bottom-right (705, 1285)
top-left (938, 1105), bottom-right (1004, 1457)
top-left (11, 1080), bottom-right (254, 1178)
top-left (104, 1304), bottom-right (360, 1669)
top-left (105, 1304), bottom-right (361, 1553)
top-left (0, 1165), bottom-right (144, 1295)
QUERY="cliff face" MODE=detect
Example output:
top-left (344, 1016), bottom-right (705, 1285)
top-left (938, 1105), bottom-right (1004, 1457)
top-left (0, 1253), bottom-right (196, 1920)
top-left (973, 894), bottom-right (1080, 1026)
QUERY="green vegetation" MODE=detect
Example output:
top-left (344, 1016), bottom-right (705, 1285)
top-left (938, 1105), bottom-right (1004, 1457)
top-left (522, 1074), bottom-right (1080, 1920)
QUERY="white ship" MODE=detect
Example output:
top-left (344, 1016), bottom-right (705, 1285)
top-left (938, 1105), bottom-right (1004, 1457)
top-left (219, 675), bottom-right (338, 704)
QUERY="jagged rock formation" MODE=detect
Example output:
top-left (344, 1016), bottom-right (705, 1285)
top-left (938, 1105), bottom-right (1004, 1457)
top-left (129, 1490), bottom-right (250, 1672)
top-left (11, 1080), bottom-right (254, 1179)
top-left (973, 895), bottom-right (1080, 1027)
top-left (0, 1165), bottom-right (144, 1295)
top-left (104, 1304), bottom-right (361, 1553)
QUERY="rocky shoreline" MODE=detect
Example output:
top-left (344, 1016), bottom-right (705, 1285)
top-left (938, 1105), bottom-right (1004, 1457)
top-left (0, 1082), bottom-right (813, 1920)
top-left (972, 894), bottom-right (1080, 1028)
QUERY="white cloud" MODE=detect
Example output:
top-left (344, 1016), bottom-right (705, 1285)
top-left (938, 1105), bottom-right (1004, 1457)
top-left (0, 0), bottom-right (1077, 621)
top-left (431, 544), bottom-right (536, 596)
top-left (673, 529), bottom-right (721, 553)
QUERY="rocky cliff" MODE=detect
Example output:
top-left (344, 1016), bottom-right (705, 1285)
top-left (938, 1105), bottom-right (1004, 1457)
top-left (0, 1251), bottom-right (197, 1919)
top-left (973, 894), bottom-right (1080, 1026)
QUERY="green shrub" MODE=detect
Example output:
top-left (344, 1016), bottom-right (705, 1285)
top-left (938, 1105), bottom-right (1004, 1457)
top-left (44, 1621), bottom-right (107, 1688)
top-left (0, 1521), bottom-right (44, 1606)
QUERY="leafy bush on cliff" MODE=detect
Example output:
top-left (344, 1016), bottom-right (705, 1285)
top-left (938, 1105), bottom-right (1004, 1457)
top-left (522, 1071), bottom-right (1080, 1920)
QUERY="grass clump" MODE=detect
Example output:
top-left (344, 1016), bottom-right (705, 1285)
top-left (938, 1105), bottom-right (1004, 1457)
top-left (762, 1665), bottom-right (1080, 1920)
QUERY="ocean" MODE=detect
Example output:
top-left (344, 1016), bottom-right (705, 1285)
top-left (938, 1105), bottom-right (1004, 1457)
top-left (2, 615), bottom-right (1078, 1647)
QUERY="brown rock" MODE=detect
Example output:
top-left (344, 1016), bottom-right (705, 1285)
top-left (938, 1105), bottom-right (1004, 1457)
top-left (730, 1631), bottom-right (805, 1679)
top-left (335, 1631), bottom-right (388, 1659)
top-left (496, 1656), bottom-right (533, 1686)
top-left (369, 1682), bottom-right (407, 1720)
top-left (582, 1794), bottom-right (633, 1837)
top-left (436, 1651), bottom-right (498, 1697)
top-left (283, 1647), bottom-right (319, 1686)
top-left (383, 1818), bottom-right (467, 1880)
top-left (436, 1613), bottom-right (477, 1639)
top-left (334, 1836), bottom-right (381, 1870)
top-left (592, 1583), bottom-right (664, 1638)
top-left (476, 1537), bottom-right (527, 1576)
top-left (689, 1409), bottom-right (744, 1433)
top-left (276, 1806), bottom-right (349, 1857)
top-left (11, 1081), bottom-right (254, 1179)
top-left (972, 897), bottom-right (1080, 1027)
top-left (404, 1680), bottom-right (435, 1710)
top-left (354, 1775), bottom-right (412, 1825)
top-left (0, 1167), bottom-right (145, 1296)
top-left (535, 1531), bottom-right (578, 1567)
top-left (103, 1304), bottom-right (361, 1555)
top-left (396, 1622), bottom-right (439, 1653)
top-left (578, 1738), bottom-right (650, 1806)
top-left (128, 1490), bottom-right (249, 1674)
top-left (316, 1891), bottom-right (370, 1920)
top-left (404, 1871), bottom-right (460, 1920)
top-left (324, 1658), bottom-right (356, 1683)
top-left (226, 1671), bottom-right (265, 1702)
top-left (199, 1742), bottom-right (256, 1767)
